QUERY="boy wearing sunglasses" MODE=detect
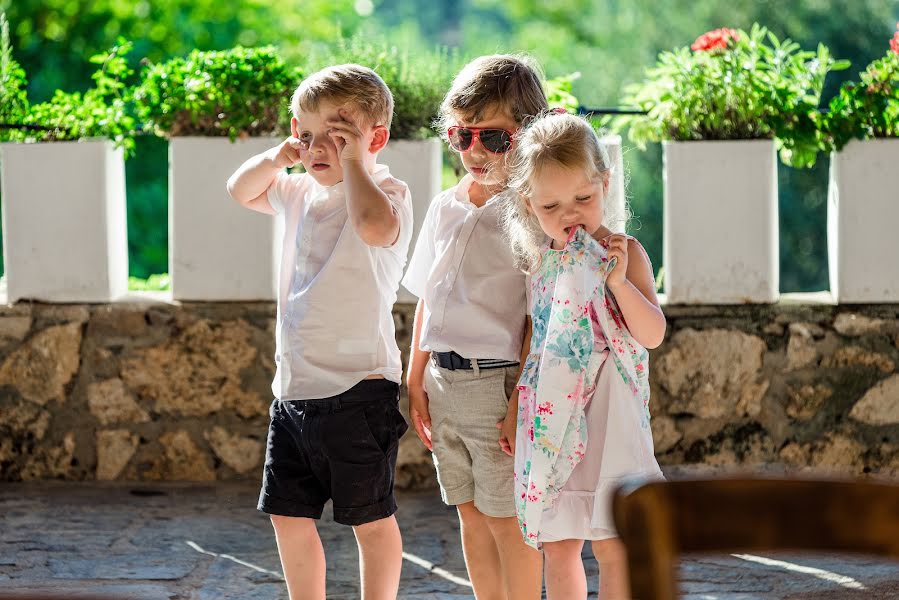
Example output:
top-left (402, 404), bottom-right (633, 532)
top-left (227, 64), bottom-right (412, 600)
top-left (402, 54), bottom-right (548, 599)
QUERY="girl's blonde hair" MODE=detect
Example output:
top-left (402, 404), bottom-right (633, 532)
top-left (503, 111), bottom-right (626, 271)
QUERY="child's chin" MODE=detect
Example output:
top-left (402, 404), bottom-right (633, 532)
top-left (308, 169), bottom-right (342, 187)
top-left (470, 171), bottom-right (502, 186)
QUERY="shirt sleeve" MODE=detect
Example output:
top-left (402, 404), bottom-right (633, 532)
top-left (401, 196), bottom-right (439, 299)
top-left (267, 170), bottom-right (305, 215)
top-left (379, 176), bottom-right (413, 256)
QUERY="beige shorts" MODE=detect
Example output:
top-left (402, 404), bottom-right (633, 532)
top-left (423, 360), bottom-right (519, 517)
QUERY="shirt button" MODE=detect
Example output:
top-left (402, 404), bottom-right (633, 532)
top-left (432, 326), bottom-right (442, 334)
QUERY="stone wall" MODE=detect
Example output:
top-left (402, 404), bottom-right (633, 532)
top-left (1, 300), bottom-right (898, 486)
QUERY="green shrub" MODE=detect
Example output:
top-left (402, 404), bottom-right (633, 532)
top-left (306, 34), bottom-right (460, 140)
top-left (545, 72), bottom-right (580, 114)
top-left (618, 24), bottom-right (848, 168)
top-left (2, 34), bottom-right (136, 154)
top-left (134, 46), bottom-right (301, 139)
top-left (0, 12), bottom-right (27, 129)
top-left (128, 273), bottom-right (171, 292)
top-left (824, 22), bottom-right (899, 151)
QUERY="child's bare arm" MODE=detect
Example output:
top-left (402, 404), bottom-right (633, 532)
top-left (407, 298), bottom-right (433, 450)
top-left (605, 236), bottom-right (667, 349)
top-left (226, 137), bottom-right (303, 215)
top-left (498, 315), bottom-right (532, 456)
top-left (326, 110), bottom-right (400, 247)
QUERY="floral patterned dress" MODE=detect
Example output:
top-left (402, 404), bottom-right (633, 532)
top-left (514, 227), bottom-right (663, 548)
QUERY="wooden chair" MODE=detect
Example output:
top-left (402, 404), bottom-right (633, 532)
top-left (612, 476), bottom-right (899, 600)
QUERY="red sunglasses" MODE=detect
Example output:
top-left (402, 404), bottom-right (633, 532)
top-left (447, 126), bottom-right (516, 154)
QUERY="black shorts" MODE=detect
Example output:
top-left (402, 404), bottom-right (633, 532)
top-left (257, 379), bottom-right (408, 526)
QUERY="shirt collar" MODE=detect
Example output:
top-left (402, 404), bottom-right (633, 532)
top-left (453, 174), bottom-right (506, 208)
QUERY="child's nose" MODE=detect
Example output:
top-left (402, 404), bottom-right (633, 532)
top-left (469, 136), bottom-right (488, 159)
top-left (308, 134), bottom-right (331, 153)
top-left (561, 205), bottom-right (579, 219)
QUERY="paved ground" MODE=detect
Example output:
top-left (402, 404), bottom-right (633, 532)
top-left (1, 482), bottom-right (899, 599)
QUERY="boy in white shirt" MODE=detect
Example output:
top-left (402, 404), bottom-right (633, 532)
top-left (403, 55), bottom-right (548, 600)
top-left (227, 64), bottom-right (412, 600)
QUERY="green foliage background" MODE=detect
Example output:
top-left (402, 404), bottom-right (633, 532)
top-left (2, 0), bottom-right (898, 289)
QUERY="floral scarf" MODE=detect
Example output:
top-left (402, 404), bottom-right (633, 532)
top-left (514, 227), bottom-right (651, 547)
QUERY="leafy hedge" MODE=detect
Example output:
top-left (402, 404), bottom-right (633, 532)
top-left (134, 46), bottom-right (301, 139)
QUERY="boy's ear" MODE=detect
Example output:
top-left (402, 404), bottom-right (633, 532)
top-left (368, 125), bottom-right (390, 154)
top-left (290, 116), bottom-right (300, 140)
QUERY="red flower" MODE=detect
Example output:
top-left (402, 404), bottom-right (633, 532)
top-left (891, 30), bottom-right (899, 55)
top-left (691, 27), bottom-right (739, 52)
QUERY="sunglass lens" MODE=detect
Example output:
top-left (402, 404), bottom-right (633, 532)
top-left (480, 129), bottom-right (513, 153)
top-left (449, 128), bottom-right (473, 151)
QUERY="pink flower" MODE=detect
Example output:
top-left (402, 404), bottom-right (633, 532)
top-left (691, 28), bottom-right (740, 52)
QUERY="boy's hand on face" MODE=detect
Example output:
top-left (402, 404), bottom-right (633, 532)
top-left (326, 109), bottom-right (366, 164)
top-left (272, 137), bottom-right (304, 169)
top-left (602, 234), bottom-right (630, 291)
top-left (408, 383), bottom-right (433, 451)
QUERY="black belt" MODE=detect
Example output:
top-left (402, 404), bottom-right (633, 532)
top-left (431, 351), bottom-right (519, 371)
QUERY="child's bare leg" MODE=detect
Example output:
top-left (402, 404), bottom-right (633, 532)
top-left (457, 501), bottom-right (506, 599)
top-left (484, 515), bottom-right (543, 600)
top-left (353, 514), bottom-right (403, 600)
top-left (591, 538), bottom-right (630, 600)
top-left (543, 539), bottom-right (587, 600)
top-left (271, 515), bottom-right (326, 600)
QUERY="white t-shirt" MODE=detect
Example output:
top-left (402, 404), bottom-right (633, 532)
top-left (402, 175), bottom-right (527, 361)
top-left (268, 164), bottom-right (412, 400)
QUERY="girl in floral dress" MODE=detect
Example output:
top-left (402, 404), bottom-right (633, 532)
top-left (502, 112), bottom-right (667, 600)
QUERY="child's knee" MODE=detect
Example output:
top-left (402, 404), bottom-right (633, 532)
top-left (456, 500), bottom-right (485, 522)
top-left (542, 539), bottom-right (584, 562)
top-left (352, 514), bottom-right (398, 538)
top-left (270, 514), bottom-right (317, 537)
top-left (591, 537), bottom-right (627, 564)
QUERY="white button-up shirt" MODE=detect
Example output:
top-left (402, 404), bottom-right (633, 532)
top-left (268, 164), bottom-right (412, 400)
top-left (402, 175), bottom-right (527, 361)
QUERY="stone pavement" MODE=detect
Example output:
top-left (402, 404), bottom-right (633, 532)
top-left (1, 482), bottom-right (899, 599)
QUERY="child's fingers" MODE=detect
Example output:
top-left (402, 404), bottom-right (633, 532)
top-left (285, 146), bottom-right (302, 164)
top-left (419, 403), bottom-right (432, 430)
top-left (497, 420), bottom-right (514, 456)
top-left (327, 128), bottom-right (347, 142)
top-left (326, 119), bottom-right (361, 139)
top-left (336, 108), bottom-right (358, 127)
top-left (411, 413), bottom-right (432, 451)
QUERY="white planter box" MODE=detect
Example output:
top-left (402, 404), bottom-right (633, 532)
top-left (663, 140), bottom-right (779, 304)
top-left (0, 139), bottom-right (128, 302)
top-left (170, 137), bottom-right (280, 301)
top-left (828, 139), bottom-right (899, 303)
top-left (601, 134), bottom-right (626, 234)
top-left (378, 138), bottom-right (443, 304)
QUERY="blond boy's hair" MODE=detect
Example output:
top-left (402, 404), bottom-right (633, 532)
top-left (291, 64), bottom-right (394, 130)
top-left (436, 54), bottom-right (548, 131)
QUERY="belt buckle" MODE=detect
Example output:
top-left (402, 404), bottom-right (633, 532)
top-left (432, 352), bottom-right (451, 371)
top-left (450, 352), bottom-right (465, 370)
